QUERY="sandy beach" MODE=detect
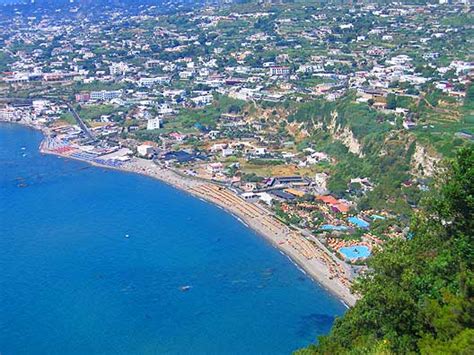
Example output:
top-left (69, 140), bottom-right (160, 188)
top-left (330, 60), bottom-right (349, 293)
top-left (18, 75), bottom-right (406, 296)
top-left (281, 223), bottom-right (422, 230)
top-left (10, 119), bottom-right (357, 306)
top-left (52, 151), bottom-right (356, 306)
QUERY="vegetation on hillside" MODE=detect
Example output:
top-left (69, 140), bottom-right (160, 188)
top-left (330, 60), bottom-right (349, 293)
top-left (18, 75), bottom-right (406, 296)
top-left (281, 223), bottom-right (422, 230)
top-left (289, 94), bottom-right (417, 215)
top-left (296, 146), bottom-right (474, 354)
top-left (174, 95), bottom-right (246, 130)
top-left (0, 51), bottom-right (14, 72)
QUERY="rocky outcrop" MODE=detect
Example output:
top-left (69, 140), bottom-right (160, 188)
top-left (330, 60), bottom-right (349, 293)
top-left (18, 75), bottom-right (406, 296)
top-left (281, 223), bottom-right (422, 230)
top-left (327, 111), bottom-right (364, 157)
top-left (411, 143), bottom-right (439, 177)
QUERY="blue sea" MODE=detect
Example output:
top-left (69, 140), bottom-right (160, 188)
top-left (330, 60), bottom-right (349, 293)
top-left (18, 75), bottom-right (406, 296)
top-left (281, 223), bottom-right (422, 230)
top-left (0, 123), bottom-right (345, 354)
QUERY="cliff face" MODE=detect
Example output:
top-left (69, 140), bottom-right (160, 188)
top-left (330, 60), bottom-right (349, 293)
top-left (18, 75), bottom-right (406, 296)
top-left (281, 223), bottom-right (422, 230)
top-left (324, 112), bottom-right (441, 180)
top-left (411, 143), bottom-right (440, 177)
top-left (327, 111), bottom-right (364, 157)
top-left (325, 110), bottom-right (441, 178)
top-left (288, 101), bottom-right (442, 182)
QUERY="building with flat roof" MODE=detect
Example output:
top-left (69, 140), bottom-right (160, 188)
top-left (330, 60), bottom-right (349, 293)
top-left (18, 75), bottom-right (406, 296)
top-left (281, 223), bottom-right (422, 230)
top-left (269, 66), bottom-right (290, 76)
top-left (90, 90), bottom-right (122, 101)
top-left (147, 117), bottom-right (162, 130)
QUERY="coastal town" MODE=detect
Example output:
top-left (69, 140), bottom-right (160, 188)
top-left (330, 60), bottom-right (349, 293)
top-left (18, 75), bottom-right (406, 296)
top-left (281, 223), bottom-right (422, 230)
top-left (1, 0), bottom-right (472, 305)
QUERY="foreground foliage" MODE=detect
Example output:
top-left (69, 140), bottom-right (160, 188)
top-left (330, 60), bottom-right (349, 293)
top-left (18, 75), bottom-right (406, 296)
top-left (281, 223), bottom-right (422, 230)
top-left (297, 147), bottom-right (474, 354)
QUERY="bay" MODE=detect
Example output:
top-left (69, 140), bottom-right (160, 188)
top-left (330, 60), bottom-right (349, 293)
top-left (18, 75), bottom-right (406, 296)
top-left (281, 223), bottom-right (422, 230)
top-left (0, 123), bottom-right (344, 354)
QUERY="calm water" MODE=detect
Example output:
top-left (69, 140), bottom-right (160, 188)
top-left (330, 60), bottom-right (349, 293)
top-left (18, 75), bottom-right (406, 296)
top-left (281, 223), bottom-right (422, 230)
top-left (339, 246), bottom-right (371, 260)
top-left (0, 123), bottom-right (345, 354)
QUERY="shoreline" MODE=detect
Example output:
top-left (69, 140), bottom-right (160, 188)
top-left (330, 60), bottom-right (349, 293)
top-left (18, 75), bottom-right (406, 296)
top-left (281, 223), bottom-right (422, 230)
top-left (3, 120), bottom-right (357, 306)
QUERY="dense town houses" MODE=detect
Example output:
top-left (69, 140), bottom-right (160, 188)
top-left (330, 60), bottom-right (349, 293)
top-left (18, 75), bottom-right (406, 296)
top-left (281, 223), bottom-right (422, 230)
top-left (1, 0), bottom-right (472, 275)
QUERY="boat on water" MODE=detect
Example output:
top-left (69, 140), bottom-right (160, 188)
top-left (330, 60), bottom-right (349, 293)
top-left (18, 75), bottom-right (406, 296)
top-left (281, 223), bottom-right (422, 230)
top-left (180, 285), bottom-right (192, 292)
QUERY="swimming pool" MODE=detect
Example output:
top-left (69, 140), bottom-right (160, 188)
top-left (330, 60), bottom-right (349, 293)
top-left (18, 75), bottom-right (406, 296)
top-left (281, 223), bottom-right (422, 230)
top-left (347, 217), bottom-right (370, 228)
top-left (339, 246), bottom-right (371, 260)
top-left (320, 224), bottom-right (349, 231)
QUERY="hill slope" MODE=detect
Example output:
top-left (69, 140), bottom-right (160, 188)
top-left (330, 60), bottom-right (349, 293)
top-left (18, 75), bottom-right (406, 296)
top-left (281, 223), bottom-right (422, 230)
top-left (297, 147), bottom-right (474, 354)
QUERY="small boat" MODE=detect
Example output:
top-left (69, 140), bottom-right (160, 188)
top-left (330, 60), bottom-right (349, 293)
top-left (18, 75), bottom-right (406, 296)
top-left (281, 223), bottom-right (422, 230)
top-left (180, 285), bottom-right (192, 292)
top-left (125, 234), bottom-right (130, 238)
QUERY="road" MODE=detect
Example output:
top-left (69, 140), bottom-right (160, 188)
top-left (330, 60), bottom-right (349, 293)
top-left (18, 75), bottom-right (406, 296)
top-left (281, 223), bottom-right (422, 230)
top-left (0, 96), bottom-right (95, 140)
top-left (63, 101), bottom-right (94, 140)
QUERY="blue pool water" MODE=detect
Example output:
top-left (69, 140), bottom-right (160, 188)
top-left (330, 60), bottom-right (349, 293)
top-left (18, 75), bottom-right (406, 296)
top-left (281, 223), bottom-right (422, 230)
top-left (347, 217), bottom-right (370, 229)
top-left (320, 224), bottom-right (348, 231)
top-left (339, 246), bottom-right (371, 260)
top-left (0, 123), bottom-right (345, 354)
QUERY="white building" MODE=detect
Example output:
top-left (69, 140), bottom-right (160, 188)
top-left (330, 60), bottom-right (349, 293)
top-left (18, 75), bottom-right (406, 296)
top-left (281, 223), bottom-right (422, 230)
top-left (340, 24), bottom-right (354, 30)
top-left (157, 104), bottom-right (174, 115)
top-left (207, 162), bottom-right (223, 174)
top-left (138, 76), bottom-right (170, 87)
top-left (191, 94), bottom-right (213, 106)
top-left (240, 192), bottom-right (259, 202)
top-left (256, 192), bottom-right (274, 206)
top-left (269, 66), bottom-right (290, 76)
top-left (146, 60), bottom-right (161, 69)
top-left (137, 144), bottom-right (154, 158)
top-left (179, 70), bottom-right (195, 79)
top-left (210, 143), bottom-right (227, 153)
top-left (32, 100), bottom-right (49, 112)
top-left (0, 108), bottom-right (19, 121)
top-left (254, 147), bottom-right (267, 156)
top-left (222, 148), bottom-right (235, 157)
top-left (4, 73), bottom-right (30, 83)
top-left (403, 120), bottom-right (417, 130)
top-left (147, 117), bottom-right (162, 130)
top-left (90, 90), bottom-right (123, 101)
top-left (109, 62), bottom-right (128, 76)
top-left (163, 89), bottom-right (186, 98)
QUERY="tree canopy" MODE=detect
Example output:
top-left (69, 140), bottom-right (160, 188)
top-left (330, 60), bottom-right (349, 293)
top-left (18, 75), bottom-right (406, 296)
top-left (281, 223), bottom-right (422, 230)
top-left (297, 146), bottom-right (474, 354)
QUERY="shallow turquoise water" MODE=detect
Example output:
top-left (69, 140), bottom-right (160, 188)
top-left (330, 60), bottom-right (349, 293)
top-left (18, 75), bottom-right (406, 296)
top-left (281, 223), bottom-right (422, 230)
top-left (339, 246), bottom-right (371, 260)
top-left (0, 123), bottom-right (345, 354)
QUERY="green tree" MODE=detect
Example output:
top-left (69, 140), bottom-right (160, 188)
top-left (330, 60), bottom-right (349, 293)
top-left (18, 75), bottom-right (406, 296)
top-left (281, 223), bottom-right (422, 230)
top-left (297, 147), bottom-right (474, 354)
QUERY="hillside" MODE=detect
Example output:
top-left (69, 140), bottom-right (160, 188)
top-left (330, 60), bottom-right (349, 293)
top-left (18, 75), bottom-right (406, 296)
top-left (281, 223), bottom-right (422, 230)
top-left (296, 146), bottom-right (474, 354)
top-left (279, 79), bottom-right (474, 215)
